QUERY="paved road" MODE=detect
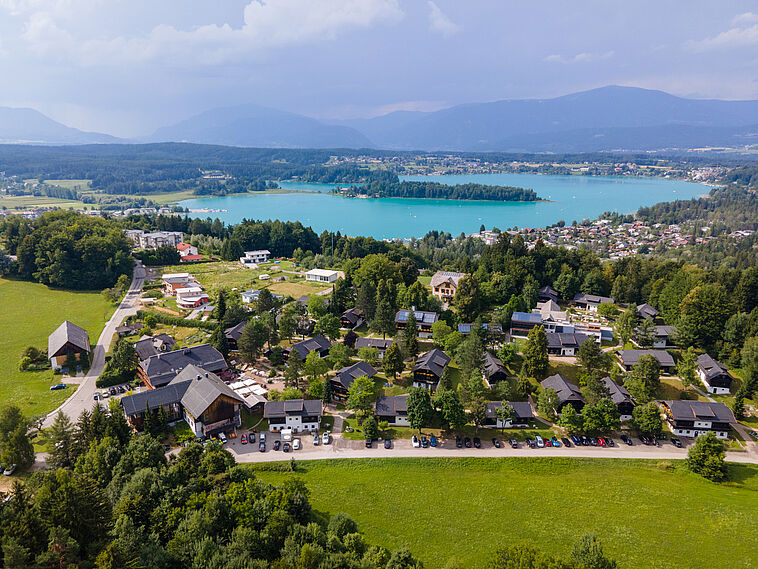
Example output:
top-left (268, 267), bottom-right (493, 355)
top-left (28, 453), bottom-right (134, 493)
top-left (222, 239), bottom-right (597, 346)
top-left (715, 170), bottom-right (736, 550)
top-left (225, 432), bottom-right (758, 465)
top-left (43, 263), bottom-right (146, 427)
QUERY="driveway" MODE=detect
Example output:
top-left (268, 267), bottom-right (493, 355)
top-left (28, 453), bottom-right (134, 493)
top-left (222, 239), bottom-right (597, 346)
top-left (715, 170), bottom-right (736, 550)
top-left (43, 262), bottom-right (146, 427)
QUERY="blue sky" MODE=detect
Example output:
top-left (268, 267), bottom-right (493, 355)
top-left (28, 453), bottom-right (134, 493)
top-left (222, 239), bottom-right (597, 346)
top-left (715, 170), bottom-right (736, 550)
top-left (1, 0), bottom-right (757, 136)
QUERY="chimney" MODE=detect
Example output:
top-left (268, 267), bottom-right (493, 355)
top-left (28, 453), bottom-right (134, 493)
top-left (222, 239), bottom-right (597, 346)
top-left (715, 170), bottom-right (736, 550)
top-left (196, 375), bottom-right (201, 381)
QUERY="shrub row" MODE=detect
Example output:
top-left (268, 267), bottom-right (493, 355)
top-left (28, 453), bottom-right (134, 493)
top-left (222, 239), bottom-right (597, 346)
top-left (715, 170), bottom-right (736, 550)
top-left (136, 309), bottom-right (216, 330)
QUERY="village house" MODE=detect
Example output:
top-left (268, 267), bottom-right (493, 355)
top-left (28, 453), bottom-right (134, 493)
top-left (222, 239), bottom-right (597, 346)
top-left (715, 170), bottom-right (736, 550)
top-left (329, 361), bottom-right (377, 401)
top-left (636, 303), bottom-right (660, 321)
top-left (616, 349), bottom-right (675, 373)
top-left (175, 286), bottom-right (209, 309)
top-left (572, 293), bottom-right (614, 312)
top-left (538, 285), bottom-right (559, 304)
top-left (458, 322), bottom-right (503, 337)
top-left (176, 242), bottom-right (198, 258)
top-left (224, 322), bottom-right (246, 351)
top-left (264, 399), bottom-right (322, 432)
top-left (375, 395), bottom-right (409, 426)
top-left (649, 325), bottom-right (677, 349)
top-left (241, 289), bottom-right (284, 304)
top-left (697, 354), bottom-right (733, 395)
top-left (601, 377), bottom-right (635, 420)
top-left (134, 334), bottom-right (177, 361)
top-left (541, 374), bottom-right (585, 413)
top-left (138, 344), bottom-right (228, 389)
top-left (48, 321), bottom-right (90, 371)
top-left (483, 401), bottom-right (534, 428)
top-left (240, 250), bottom-right (271, 266)
top-left (395, 309), bottom-right (439, 338)
top-left (353, 337), bottom-right (394, 358)
top-left (546, 332), bottom-right (591, 356)
top-left (121, 365), bottom-right (245, 437)
top-left (340, 308), bottom-right (365, 329)
top-left (412, 349), bottom-right (451, 390)
top-left (662, 400), bottom-right (735, 439)
top-left (429, 271), bottom-right (466, 303)
top-left (289, 335), bottom-right (332, 360)
top-left (305, 268), bottom-right (340, 283)
top-left (482, 351), bottom-right (508, 385)
top-left (115, 322), bottom-right (143, 337)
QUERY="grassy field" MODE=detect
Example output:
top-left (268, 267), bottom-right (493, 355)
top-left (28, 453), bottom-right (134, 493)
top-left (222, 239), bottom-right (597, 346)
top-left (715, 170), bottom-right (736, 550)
top-left (0, 278), bottom-right (115, 416)
top-left (0, 193), bottom-right (89, 210)
top-left (253, 457), bottom-right (758, 569)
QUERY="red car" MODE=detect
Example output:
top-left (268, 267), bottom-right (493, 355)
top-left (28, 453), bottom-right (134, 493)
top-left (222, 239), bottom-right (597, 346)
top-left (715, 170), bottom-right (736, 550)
top-left (241, 434), bottom-right (248, 445)
top-left (597, 437), bottom-right (606, 447)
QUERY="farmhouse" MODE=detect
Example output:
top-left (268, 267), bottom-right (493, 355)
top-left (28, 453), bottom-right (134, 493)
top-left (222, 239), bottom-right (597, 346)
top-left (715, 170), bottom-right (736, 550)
top-left (264, 399), bottom-right (322, 432)
top-left (573, 293), bottom-right (614, 312)
top-left (138, 344), bottom-right (228, 389)
top-left (240, 250), bottom-right (271, 265)
top-left (395, 309), bottom-right (439, 337)
top-left (601, 376), bottom-right (635, 420)
top-left (340, 307), bottom-right (365, 329)
top-left (429, 271), bottom-right (466, 302)
top-left (48, 321), bottom-right (90, 371)
top-left (115, 322), bottom-right (143, 337)
top-left (305, 269), bottom-right (339, 283)
top-left (546, 332), bottom-right (591, 356)
top-left (121, 365), bottom-right (245, 437)
top-left (540, 374), bottom-right (585, 413)
top-left (616, 349), bottom-right (675, 373)
top-left (289, 335), bottom-right (332, 360)
top-left (482, 351), bottom-right (508, 385)
top-left (329, 361), bottom-right (377, 401)
top-left (412, 349), bottom-right (450, 390)
top-left (375, 395), bottom-right (409, 426)
top-left (662, 400), bottom-right (735, 439)
top-left (697, 354), bottom-right (733, 395)
top-left (483, 401), bottom-right (534, 428)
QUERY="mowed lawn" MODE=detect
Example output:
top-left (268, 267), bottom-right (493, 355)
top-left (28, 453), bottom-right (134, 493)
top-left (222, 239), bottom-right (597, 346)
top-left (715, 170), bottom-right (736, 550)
top-left (254, 457), bottom-right (758, 569)
top-left (0, 278), bottom-right (115, 416)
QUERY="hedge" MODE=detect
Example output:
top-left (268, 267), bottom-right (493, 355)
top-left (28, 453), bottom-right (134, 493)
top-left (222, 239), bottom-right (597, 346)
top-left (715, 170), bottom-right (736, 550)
top-left (136, 310), bottom-right (216, 330)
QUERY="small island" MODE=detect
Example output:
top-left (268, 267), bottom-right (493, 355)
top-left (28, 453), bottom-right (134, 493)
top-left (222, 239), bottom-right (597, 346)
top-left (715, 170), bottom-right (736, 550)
top-left (334, 180), bottom-right (540, 201)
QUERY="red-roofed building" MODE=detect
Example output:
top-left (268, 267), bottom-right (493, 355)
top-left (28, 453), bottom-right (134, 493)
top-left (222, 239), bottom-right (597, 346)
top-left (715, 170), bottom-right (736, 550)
top-left (180, 254), bottom-right (203, 262)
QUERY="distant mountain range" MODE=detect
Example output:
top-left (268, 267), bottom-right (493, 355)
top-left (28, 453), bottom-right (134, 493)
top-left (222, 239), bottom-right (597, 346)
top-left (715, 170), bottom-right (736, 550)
top-left (4, 86), bottom-right (758, 152)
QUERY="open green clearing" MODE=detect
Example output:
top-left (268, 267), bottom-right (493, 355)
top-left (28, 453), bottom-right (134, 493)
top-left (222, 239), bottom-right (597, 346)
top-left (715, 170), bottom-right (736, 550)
top-left (0, 278), bottom-right (115, 416)
top-left (253, 457), bottom-right (758, 569)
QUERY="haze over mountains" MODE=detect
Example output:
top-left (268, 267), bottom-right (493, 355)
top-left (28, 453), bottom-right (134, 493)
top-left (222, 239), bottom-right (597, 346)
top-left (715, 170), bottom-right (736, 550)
top-left (4, 86), bottom-right (758, 152)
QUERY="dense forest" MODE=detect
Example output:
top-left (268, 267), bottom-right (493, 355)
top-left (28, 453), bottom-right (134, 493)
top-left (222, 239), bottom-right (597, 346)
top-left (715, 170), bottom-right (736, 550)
top-left (344, 181), bottom-right (539, 201)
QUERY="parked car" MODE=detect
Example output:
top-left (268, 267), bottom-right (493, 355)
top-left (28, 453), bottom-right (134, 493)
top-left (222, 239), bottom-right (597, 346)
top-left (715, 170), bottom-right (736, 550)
top-left (571, 435), bottom-right (581, 445)
top-left (50, 384), bottom-right (67, 391)
top-left (509, 439), bottom-right (519, 449)
top-left (100, 390), bottom-right (110, 398)
top-left (550, 436), bottom-right (560, 447)
top-left (620, 434), bottom-right (632, 446)
top-left (365, 438), bottom-right (373, 448)
top-left (313, 433), bottom-right (320, 445)
top-left (606, 438), bottom-right (615, 447)
top-left (561, 438), bottom-right (572, 447)
top-left (455, 436), bottom-right (463, 448)
top-left (464, 437), bottom-right (472, 448)
top-left (525, 438), bottom-right (535, 448)
top-left (535, 435), bottom-right (545, 448)
top-left (322, 431), bottom-right (330, 445)
top-left (93, 393), bottom-right (100, 401)
top-left (671, 437), bottom-right (683, 448)
top-left (3, 464), bottom-right (16, 476)
top-left (412, 435), bottom-right (420, 448)
top-left (258, 442), bottom-right (265, 452)
top-left (492, 438), bottom-right (501, 448)
top-left (590, 437), bottom-right (599, 446)
top-left (240, 434), bottom-right (248, 445)
top-left (473, 437), bottom-right (481, 448)
top-left (109, 388), bottom-right (117, 396)
top-left (430, 435), bottom-right (438, 447)
top-left (218, 432), bottom-right (227, 444)
top-left (273, 440), bottom-right (281, 451)
top-left (292, 438), bottom-right (301, 450)
top-left (421, 436), bottom-right (429, 448)
top-left (282, 442), bottom-right (291, 452)
top-left (259, 432), bottom-right (266, 443)
top-left (384, 439), bottom-right (392, 449)
top-left (117, 385), bottom-right (126, 394)
top-left (597, 437), bottom-right (606, 447)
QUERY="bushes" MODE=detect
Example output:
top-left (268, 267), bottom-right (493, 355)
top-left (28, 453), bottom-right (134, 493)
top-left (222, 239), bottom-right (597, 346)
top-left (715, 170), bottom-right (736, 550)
top-left (19, 346), bottom-right (50, 371)
top-left (136, 310), bottom-right (216, 330)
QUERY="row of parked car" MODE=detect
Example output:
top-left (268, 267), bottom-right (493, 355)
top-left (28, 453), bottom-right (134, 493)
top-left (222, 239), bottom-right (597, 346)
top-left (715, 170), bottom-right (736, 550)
top-left (406, 433), bottom-right (682, 450)
top-left (93, 383), bottom-right (132, 400)
top-left (240, 430), bottom-right (332, 453)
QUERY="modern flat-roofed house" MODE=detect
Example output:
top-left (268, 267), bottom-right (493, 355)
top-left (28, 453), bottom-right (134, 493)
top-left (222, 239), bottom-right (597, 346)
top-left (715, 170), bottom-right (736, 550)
top-left (573, 293), bottom-right (614, 312)
top-left (662, 400), bottom-right (735, 439)
top-left (616, 349), bottom-right (675, 373)
top-left (330, 361), bottom-right (377, 401)
top-left (482, 352), bottom-right (508, 385)
top-left (340, 308), bottom-right (364, 329)
top-left (224, 322), bottom-right (246, 351)
top-left (429, 271), bottom-right (465, 302)
top-left (412, 349), bottom-right (451, 390)
top-left (540, 374), bottom-right (585, 413)
top-left (636, 303), bottom-right (659, 321)
top-left (175, 286), bottom-right (209, 309)
top-left (395, 309), bottom-right (439, 338)
top-left (138, 344), bottom-right (228, 389)
top-left (484, 401), bottom-right (534, 428)
top-left (240, 250), bottom-right (271, 266)
top-left (264, 399), bottom-right (322, 432)
top-left (697, 354), bottom-right (733, 394)
top-left (546, 332), bottom-right (591, 356)
top-left (289, 335), bottom-right (332, 360)
top-left (162, 273), bottom-right (198, 296)
top-left (305, 269), bottom-right (340, 283)
top-left (601, 377), bottom-right (635, 420)
top-left (121, 365), bottom-right (245, 436)
top-left (509, 312), bottom-right (542, 337)
top-left (458, 322), bottom-right (503, 337)
top-left (48, 321), bottom-right (90, 371)
top-left (134, 334), bottom-right (176, 361)
top-left (375, 395), bottom-right (409, 426)
top-left (354, 337), bottom-right (394, 358)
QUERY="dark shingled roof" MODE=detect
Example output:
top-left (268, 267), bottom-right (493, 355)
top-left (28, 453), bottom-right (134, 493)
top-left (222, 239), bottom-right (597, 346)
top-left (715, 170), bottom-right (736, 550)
top-left (375, 395), bottom-right (408, 416)
top-left (290, 335), bottom-right (332, 360)
top-left (636, 303), bottom-right (660, 320)
top-left (224, 322), bottom-right (246, 342)
top-left (697, 354), bottom-right (732, 381)
top-left (170, 365), bottom-right (246, 419)
top-left (134, 334), bottom-right (176, 361)
top-left (541, 374), bottom-right (584, 405)
top-left (664, 400), bottom-right (736, 424)
top-left (48, 321), bottom-right (90, 357)
top-left (332, 361), bottom-right (377, 390)
top-left (573, 293), bottom-right (614, 305)
top-left (617, 349), bottom-right (675, 368)
top-left (395, 309), bottom-right (439, 325)
top-left (121, 381), bottom-right (191, 417)
top-left (413, 349), bottom-right (450, 377)
top-left (601, 377), bottom-right (634, 406)
top-left (482, 351), bottom-right (506, 379)
top-left (139, 344), bottom-right (227, 388)
top-left (264, 398), bottom-right (323, 419)
top-left (546, 332), bottom-right (591, 349)
top-left (354, 337), bottom-right (394, 351)
top-left (340, 308), bottom-right (364, 326)
top-left (485, 401), bottom-right (533, 420)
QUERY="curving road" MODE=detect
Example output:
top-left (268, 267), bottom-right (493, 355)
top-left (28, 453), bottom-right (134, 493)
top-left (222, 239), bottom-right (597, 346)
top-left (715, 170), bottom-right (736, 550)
top-left (43, 262), bottom-right (146, 427)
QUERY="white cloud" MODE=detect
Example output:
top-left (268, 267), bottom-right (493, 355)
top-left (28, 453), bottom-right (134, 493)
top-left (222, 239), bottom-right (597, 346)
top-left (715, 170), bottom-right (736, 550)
top-left (732, 12), bottom-right (758, 26)
top-left (544, 51), bottom-right (614, 64)
top-left (427, 1), bottom-right (459, 37)
top-left (16, 0), bottom-right (404, 65)
top-left (687, 13), bottom-right (758, 52)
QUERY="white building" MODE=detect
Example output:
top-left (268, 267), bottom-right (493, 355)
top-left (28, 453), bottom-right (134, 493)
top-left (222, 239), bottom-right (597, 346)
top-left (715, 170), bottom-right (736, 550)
top-left (175, 287), bottom-right (209, 309)
top-left (264, 399), bottom-right (322, 433)
top-left (177, 243), bottom-right (198, 257)
top-left (240, 250), bottom-right (271, 266)
top-left (126, 229), bottom-right (184, 250)
top-left (305, 268), bottom-right (340, 283)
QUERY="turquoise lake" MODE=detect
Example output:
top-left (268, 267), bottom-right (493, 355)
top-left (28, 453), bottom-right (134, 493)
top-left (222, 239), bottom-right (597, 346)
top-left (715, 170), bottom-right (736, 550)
top-left (178, 173), bottom-right (709, 239)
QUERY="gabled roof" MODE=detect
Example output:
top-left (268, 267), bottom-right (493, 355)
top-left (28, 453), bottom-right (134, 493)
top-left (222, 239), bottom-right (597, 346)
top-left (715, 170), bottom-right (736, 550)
top-left (485, 401), bottom-right (534, 420)
top-left (341, 307), bottom-right (364, 325)
top-left (573, 293), bottom-right (614, 305)
top-left (375, 395), bottom-right (408, 416)
top-left (653, 325), bottom-right (677, 338)
top-left (354, 337), bottom-right (394, 351)
top-left (332, 361), bottom-right (377, 390)
top-left (48, 321), bottom-right (90, 356)
top-left (139, 344), bottom-right (227, 388)
top-left (413, 349), bottom-right (450, 377)
top-left (121, 380), bottom-right (191, 417)
top-left (601, 377), bottom-right (634, 406)
top-left (482, 351), bottom-right (506, 379)
top-left (541, 374), bottom-right (584, 405)
top-left (395, 309), bottom-right (439, 325)
top-left (697, 354), bottom-right (732, 381)
top-left (134, 334), bottom-right (176, 361)
top-left (225, 321), bottom-right (247, 342)
top-left (664, 400), bottom-right (735, 424)
top-left (636, 303), bottom-right (659, 319)
top-left (171, 365), bottom-right (246, 419)
top-left (290, 335), bottom-right (332, 360)
top-left (546, 332), bottom-right (591, 349)
top-left (617, 349), bottom-right (675, 368)
top-left (430, 271), bottom-right (465, 288)
top-left (264, 398), bottom-right (323, 418)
